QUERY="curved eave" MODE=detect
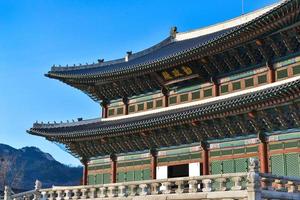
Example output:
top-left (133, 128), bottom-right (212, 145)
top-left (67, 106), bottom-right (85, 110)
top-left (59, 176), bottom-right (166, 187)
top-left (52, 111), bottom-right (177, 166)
top-left (28, 77), bottom-right (300, 141)
top-left (46, 0), bottom-right (297, 83)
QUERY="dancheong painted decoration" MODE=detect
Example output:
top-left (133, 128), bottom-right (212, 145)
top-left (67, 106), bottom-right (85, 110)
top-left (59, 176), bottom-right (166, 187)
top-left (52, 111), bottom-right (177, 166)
top-left (28, 0), bottom-right (300, 186)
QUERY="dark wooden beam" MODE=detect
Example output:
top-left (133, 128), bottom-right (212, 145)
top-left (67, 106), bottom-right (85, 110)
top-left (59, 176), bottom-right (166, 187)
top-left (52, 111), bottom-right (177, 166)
top-left (280, 32), bottom-right (295, 53)
top-left (229, 49), bottom-right (246, 68)
top-left (244, 45), bottom-right (258, 64)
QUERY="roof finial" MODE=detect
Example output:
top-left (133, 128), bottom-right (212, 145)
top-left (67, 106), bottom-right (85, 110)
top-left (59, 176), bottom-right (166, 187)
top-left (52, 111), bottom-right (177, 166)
top-left (125, 51), bottom-right (132, 62)
top-left (170, 26), bottom-right (177, 39)
top-left (98, 59), bottom-right (104, 63)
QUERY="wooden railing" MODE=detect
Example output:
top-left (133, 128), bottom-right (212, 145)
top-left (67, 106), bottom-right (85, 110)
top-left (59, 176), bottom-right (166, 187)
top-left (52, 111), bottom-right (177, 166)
top-left (4, 158), bottom-right (300, 200)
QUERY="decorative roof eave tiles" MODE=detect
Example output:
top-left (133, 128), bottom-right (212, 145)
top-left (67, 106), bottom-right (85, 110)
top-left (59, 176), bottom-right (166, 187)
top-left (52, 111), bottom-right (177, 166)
top-left (28, 77), bottom-right (300, 140)
top-left (46, 0), bottom-right (297, 83)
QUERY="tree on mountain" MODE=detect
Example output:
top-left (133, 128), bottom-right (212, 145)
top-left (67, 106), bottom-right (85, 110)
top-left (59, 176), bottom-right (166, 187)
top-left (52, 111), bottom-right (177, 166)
top-left (0, 155), bottom-right (24, 190)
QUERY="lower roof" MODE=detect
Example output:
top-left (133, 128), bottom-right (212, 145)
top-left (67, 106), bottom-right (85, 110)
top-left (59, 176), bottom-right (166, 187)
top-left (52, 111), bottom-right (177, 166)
top-left (28, 76), bottom-right (300, 141)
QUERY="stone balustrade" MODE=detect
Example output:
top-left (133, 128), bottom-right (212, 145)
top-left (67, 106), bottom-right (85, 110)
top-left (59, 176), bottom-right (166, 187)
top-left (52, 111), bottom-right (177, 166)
top-left (4, 158), bottom-right (300, 200)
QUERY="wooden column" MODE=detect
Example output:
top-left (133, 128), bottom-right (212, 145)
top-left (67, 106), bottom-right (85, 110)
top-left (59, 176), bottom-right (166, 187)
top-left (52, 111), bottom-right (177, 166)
top-left (201, 142), bottom-right (209, 175)
top-left (123, 97), bottom-right (129, 115)
top-left (258, 133), bottom-right (269, 173)
top-left (82, 160), bottom-right (88, 185)
top-left (150, 149), bottom-right (157, 179)
top-left (110, 154), bottom-right (117, 183)
top-left (267, 61), bottom-right (275, 83)
top-left (162, 88), bottom-right (169, 107)
top-left (101, 101), bottom-right (108, 118)
top-left (212, 77), bottom-right (220, 97)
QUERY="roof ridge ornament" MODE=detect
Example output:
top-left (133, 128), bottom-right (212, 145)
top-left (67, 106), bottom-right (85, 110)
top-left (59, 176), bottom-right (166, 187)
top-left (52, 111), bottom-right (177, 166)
top-left (170, 26), bottom-right (177, 39)
top-left (125, 51), bottom-right (132, 62)
top-left (98, 59), bottom-right (104, 63)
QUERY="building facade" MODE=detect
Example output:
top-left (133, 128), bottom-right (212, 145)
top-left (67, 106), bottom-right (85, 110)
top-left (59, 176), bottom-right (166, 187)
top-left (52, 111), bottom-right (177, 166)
top-left (28, 0), bottom-right (300, 187)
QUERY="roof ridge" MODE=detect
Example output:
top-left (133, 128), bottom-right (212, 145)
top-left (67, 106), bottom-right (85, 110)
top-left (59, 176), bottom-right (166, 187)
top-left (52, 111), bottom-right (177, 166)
top-left (175, 0), bottom-right (284, 41)
top-left (50, 37), bottom-right (172, 72)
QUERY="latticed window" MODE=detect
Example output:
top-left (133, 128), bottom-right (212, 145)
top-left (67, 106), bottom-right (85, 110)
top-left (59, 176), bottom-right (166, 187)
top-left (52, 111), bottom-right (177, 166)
top-left (221, 84), bottom-right (229, 94)
top-left (88, 175), bottom-right (95, 185)
top-left (277, 69), bottom-right (288, 79)
top-left (169, 96), bottom-right (177, 105)
top-left (146, 101), bottom-right (153, 109)
top-left (180, 94), bottom-right (188, 102)
top-left (245, 78), bottom-right (254, 88)
top-left (232, 81), bottom-right (241, 91)
top-left (117, 107), bottom-right (124, 115)
top-left (128, 105), bottom-right (135, 113)
top-left (203, 88), bottom-right (212, 97)
top-left (155, 99), bottom-right (163, 108)
top-left (258, 74), bottom-right (267, 84)
top-left (108, 109), bottom-right (115, 116)
top-left (293, 65), bottom-right (300, 75)
top-left (137, 103), bottom-right (144, 111)
top-left (191, 91), bottom-right (200, 100)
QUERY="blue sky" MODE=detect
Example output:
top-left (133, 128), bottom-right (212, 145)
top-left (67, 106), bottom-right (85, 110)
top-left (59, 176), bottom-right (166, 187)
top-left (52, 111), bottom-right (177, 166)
top-left (0, 0), bottom-right (278, 166)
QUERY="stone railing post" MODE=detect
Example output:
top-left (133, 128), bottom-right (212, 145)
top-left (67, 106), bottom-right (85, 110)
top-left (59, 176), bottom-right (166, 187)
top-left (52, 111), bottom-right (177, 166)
top-left (118, 185), bottom-right (127, 197)
top-left (247, 158), bottom-right (261, 200)
top-left (56, 190), bottom-right (63, 200)
top-left (71, 189), bottom-right (79, 200)
top-left (64, 190), bottom-right (72, 200)
top-left (33, 180), bottom-right (42, 200)
top-left (4, 186), bottom-right (12, 200)
top-left (202, 179), bottom-right (212, 192)
top-left (89, 188), bottom-right (97, 199)
top-left (231, 176), bottom-right (243, 191)
top-left (151, 182), bottom-right (161, 195)
top-left (139, 184), bottom-right (150, 196)
top-left (107, 186), bottom-right (117, 198)
top-left (48, 191), bottom-right (55, 200)
top-left (98, 187), bottom-right (107, 198)
top-left (129, 185), bottom-right (138, 196)
top-left (188, 180), bottom-right (199, 193)
top-left (175, 180), bottom-right (185, 194)
top-left (80, 188), bottom-right (88, 199)
top-left (162, 181), bottom-right (172, 194)
top-left (41, 191), bottom-right (48, 200)
top-left (215, 178), bottom-right (227, 191)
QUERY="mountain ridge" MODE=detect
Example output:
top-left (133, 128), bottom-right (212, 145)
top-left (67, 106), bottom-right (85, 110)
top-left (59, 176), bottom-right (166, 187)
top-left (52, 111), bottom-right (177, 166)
top-left (0, 143), bottom-right (82, 191)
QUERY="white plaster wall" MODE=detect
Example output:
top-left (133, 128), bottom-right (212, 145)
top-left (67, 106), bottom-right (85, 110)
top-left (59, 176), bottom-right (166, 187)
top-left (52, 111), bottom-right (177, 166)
top-left (189, 162), bottom-right (200, 177)
top-left (156, 166), bottom-right (168, 179)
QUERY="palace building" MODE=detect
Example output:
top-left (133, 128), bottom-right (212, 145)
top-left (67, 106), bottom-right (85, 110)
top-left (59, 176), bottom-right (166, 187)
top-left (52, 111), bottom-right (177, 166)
top-left (28, 0), bottom-right (300, 187)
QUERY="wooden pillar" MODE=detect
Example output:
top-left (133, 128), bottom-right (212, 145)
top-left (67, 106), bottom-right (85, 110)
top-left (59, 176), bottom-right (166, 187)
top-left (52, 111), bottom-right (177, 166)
top-left (162, 88), bottom-right (169, 107)
top-left (212, 77), bottom-right (220, 97)
top-left (267, 61), bottom-right (275, 83)
top-left (110, 154), bottom-right (117, 183)
top-left (150, 149), bottom-right (157, 179)
top-left (82, 160), bottom-right (88, 185)
top-left (101, 101), bottom-right (108, 118)
top-left (258, 134), bottom-right (269, 173)
top-left (201, 142), bottom-right (209, 175)
top-left (123, 97), bottom-right (129, 115)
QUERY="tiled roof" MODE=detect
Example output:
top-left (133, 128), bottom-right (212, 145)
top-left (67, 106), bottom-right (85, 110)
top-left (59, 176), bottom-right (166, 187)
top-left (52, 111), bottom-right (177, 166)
top-left (28, 77), bottom-right (300, 139)
top-left (47, 0), bottom-right (292, 80)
